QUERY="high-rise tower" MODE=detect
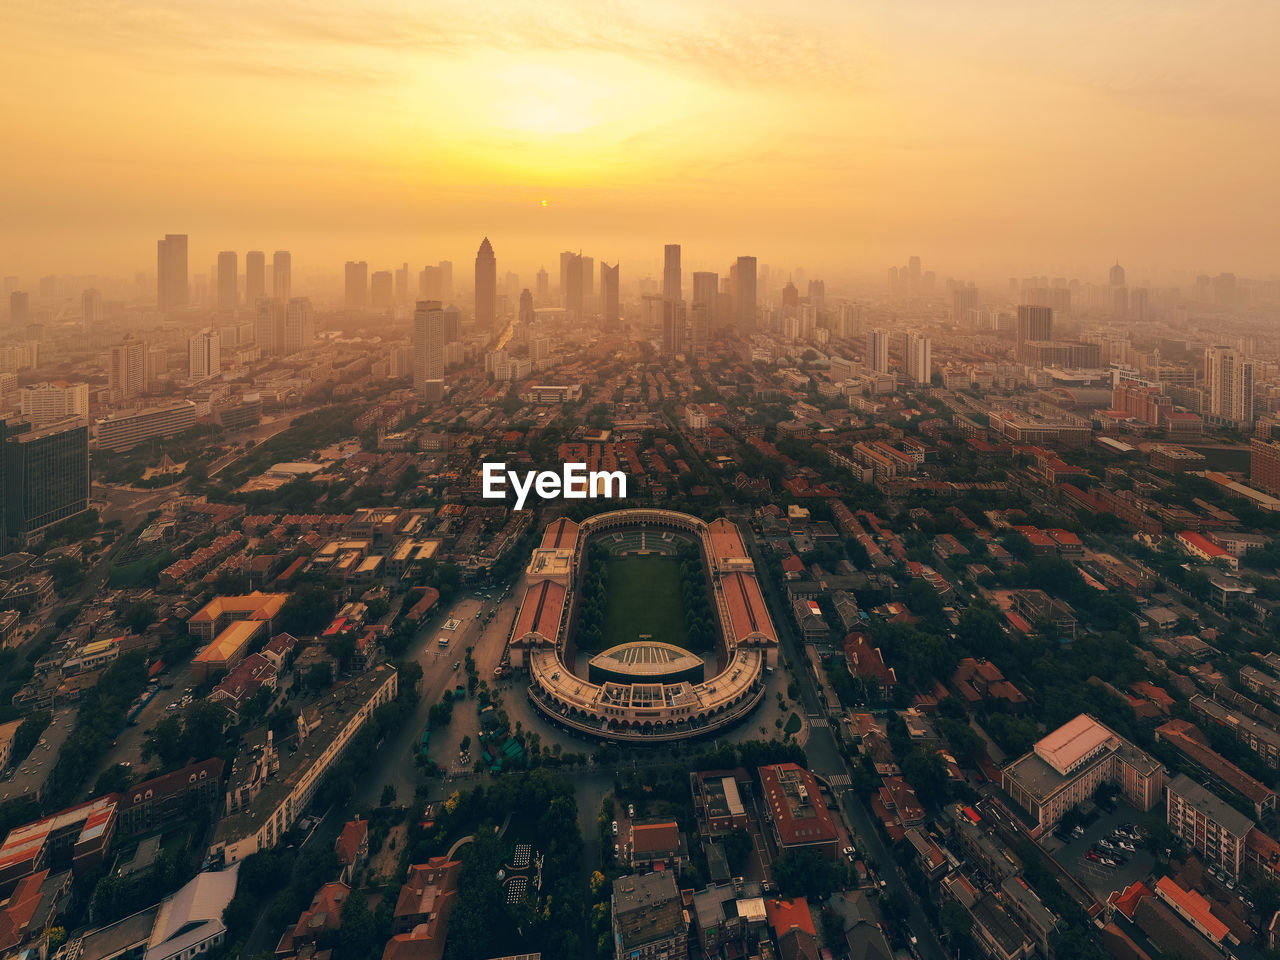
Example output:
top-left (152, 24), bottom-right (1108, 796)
top-left (245, 251), bottom-right (265, 306)
top-left (601, 263), bottom-right (619, 330)
top-left (344, 261), bottom-right (368, 311)
top-left (734, 256), bottom-right (757, 332)
top-left (663, 244), bottom-right (682, 305)
top-left (474, 238), bottom-right (497, 330)
top-left (157, 234), bottom-right (188, 314)
top-left (272, 251), bottom-right (291, 302)
top-left (413, 300), bottom-right (445, 400)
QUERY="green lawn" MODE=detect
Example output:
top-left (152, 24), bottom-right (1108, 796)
top-left (600, 556), bottom-right (689, 650)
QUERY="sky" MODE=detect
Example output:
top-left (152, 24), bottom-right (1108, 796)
top-left (2, 0), bottom-right (1279, 286)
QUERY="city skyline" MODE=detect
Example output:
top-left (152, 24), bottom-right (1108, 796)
top-left (4, 1), bottom-right (1280, 279)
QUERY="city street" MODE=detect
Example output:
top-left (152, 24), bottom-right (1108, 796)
top-left (741, 520), bottom-right (949, 960)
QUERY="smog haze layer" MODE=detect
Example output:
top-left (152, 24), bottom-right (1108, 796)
top-left (4, 0), bottom-right (1279, 281)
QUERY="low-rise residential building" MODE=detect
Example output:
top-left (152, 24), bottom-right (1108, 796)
top-left (611, 872), bottom-right (688, 960)
top-left (758, 763), bottom-right (840, 859)
top-left (117, 759), bottom-right (224, 835)
top-left (209, 664), bottom-right (399, 864)
top-left (1165, 773), bottom-right (1254, 878)
top-left (690, 772), bottom-right (751, 837)
top-left (629, 820), bottom-right (683, 874)
top-left (1155, 719), bottom-right (1276, 819)
top-left (383, 857), bottom-right (461, 960)
top-left (842, 633), bottom-right (896, 702)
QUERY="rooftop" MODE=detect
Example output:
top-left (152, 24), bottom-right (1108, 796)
top-left (758, 763), bottom-right (838, 848)
top-left (213, 665), bottom-right (397, 848)
top-left (589, 643), bottom-right (704, 677)
top-left (613, 872), bottom-right (684, 950)
top-left (1167, 773), bottom-right (1255, 838)
top-left (1033, 714), bottom-right (1116, 775)
top-left (189, 592), bottom-right (288, 625)
top-left (193, 619), bottom-right (263, 665)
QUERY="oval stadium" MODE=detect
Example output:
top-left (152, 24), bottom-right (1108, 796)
top-left (507, 509), bottom-right (778, 741)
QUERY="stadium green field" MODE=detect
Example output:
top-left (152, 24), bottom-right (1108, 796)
top-left (599, 555), bottom-right (690, 650)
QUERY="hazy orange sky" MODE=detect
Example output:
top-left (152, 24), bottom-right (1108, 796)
top-left (3, 0), bottom-right (1278, 285)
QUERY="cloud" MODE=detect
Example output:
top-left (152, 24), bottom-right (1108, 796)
top-left (10, 0), bottom-right (866, 90)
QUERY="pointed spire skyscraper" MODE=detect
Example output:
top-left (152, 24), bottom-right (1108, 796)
top-left (475, 237), bottom-right (497, 331)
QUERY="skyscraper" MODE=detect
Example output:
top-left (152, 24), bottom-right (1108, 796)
top-left (245, 251), bottom-right (265, 306)
top-left (474, 238), bottom-right (497, 331)
top-left (82, 288), bottom-right (103, 330)
top-left (216, 251), bottom-right (238, 314)
top-left (1109, 262), bottom-right (1126, 287)
top-left (371, 270), bottom-right (394, 310)
top-left (559, 251), bottom-right (574, 306)
top-left (692, 272), bottom-right (718, 328)
top-left (906, 333), bottom-right (932, 385)
top-left (580, 256), bottom-right (593, 302)
top-left (734, 256), bottom-right (757, 332)
top-left (108, 338), bottom-right (148, 400)
top-left (395, 263), bottom-right (410, 304)
top-left (951, 283), bottom-right (979, 327)
top-left (1, 417), bottom-right (90, 546)
top-left (866, 329), bottom-right (890, 373)
top-left (437, 261), bottom-right (453, 300)
top-left (1016, 305), bottom-right (1053, 350)
top-left (9, 292), bottom-right (29, 327)
top-left (663, 244), bottom-right (682, 305)
top-left (284, 297), bottom-right (314, 354)
top-left (413, 300), bottom-right (445, 401)
top-left (807, 279), bottom-right (825, 310)
top-left (662, 301), bottom-right (686, 356)
top-left (689, 302), bottom-right (709, 358)
top-left (188, 330), bottom-right (221, 379)
top-left (156, 234), bottom-right (188, 314)
top-left (536, 267), bottom-right (549, 301)
top-left (272, 251), bottom-right (291, 302)
top-left (255, 299), bottom-right (285, 356)
top-left (563, 253), bottom-right (584, 319)
top-left (1130, 287), bottom-right (1148, 323)
top-left (344, 261), bottom-right (368, 311)
top-left (600, 262), bottom-right (619, 330)
top-left (1205, 345), bottom-right (1255, 426)
top-left (518, 289), bottom-right (535, 325)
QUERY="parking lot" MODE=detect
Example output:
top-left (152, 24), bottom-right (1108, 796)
top-left (1041, 804), bottom-right (1154, 898)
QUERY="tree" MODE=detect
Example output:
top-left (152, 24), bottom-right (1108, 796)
top-left (124, 601), bottom-right (157, 634)
top-left (381, 784), bottom-right (397, 807)
top-left (144, 715), bottom-right (186, 766)
top-left (182, 700), bottom-right (229, 761)
top-left (335, 880), bottom-right (377, 960)
top-left (213, 569), bottom-right (251, 594)
top-left (94, 764), bottom-right (134, 796)
top-left (940, 901), bottom-right (974, 956)
top-left (772, 848), bottom-right (839, 900)
top-left (724, 828), bottom-right (753, 875)
top-left (902, 748), bottom-right (950, 806)
top-left (280, 583), bottom-right (339, 636)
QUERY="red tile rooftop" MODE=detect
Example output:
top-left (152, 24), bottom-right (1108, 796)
top-left (721, 572), bottom-right (778, 646)
top-left (1154, 876), bottom-right (1229, 942)
top-left (706, 518), bottom-right (748, 560)
top-left (514, 580), bottom-right (566, 642)
top-left (540, 517), bottom-right (579, 550)
top-left (765, 898), bottom-right (816, 937)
